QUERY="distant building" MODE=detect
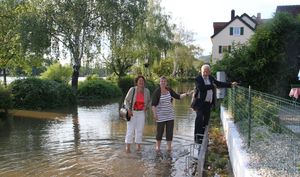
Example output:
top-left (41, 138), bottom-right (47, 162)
top-left (276, 5), bottom-right (300, 16)
top-left (210, 10), bottom-right (262, 63)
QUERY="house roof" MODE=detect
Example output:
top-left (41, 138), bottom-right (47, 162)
top-left (213, 22), bottom-right (227, 35)
top-left (211, 15), bottom-right (256, 38)
top-left (240, 13), bottom-right (258, 25)
top-left (276, 5), bottom-right (300, 16)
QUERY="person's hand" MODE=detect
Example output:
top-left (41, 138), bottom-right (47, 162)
top-left (186, 90), bottom-right (194, 96)
top-left (128, 110), bottom-right (133, 117)
top-left (231, 82), bottom-right (238, 87)
top-left (153, 114), bottom-right (158, 120)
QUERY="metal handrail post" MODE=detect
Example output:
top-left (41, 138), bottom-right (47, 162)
top-left (247, 85), bottom-right (252, 148)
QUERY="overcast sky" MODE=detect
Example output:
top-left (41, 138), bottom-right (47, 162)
top-left (160, 0), bottom-right (300, 55)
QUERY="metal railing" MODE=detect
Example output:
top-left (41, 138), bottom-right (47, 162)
top-left (185, 126), bottom-right (209, 177)
top-left (226, 86), bottom-right (300, 176)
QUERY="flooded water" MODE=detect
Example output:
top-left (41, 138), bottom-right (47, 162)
top-left (0, 83), bottom-right (197, 177)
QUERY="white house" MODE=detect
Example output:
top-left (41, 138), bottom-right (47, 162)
top-left (211, 10), bottom-right (261, 63)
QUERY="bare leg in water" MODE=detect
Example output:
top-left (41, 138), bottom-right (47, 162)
top-left (156, 140), bottom-right (161, 151)
top-left (167, 141), bottom-right (172, 151)
top-left (126, 143), bottom-right (131, 153)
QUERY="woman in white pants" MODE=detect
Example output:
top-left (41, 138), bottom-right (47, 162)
top-left (124, 75), bottom-right (151, 153)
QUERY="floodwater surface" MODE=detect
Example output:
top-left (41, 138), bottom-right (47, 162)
top-left (0, 84), bottom-right (197, 177)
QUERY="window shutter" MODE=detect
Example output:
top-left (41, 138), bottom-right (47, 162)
top-left (219, 46), bottom-right (222, 53)
top-left (240, 27), bottom-right (244, 35)
top-left (230, 27), bottom-right (233, 35)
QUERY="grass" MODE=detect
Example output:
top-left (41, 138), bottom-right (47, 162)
top-left (203, 102), bottom-right (233, 177)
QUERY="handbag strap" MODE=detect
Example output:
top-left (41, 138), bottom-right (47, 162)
top-left (129, 87), bottom-right (135, 111)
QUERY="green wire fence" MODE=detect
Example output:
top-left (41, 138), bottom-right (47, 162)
top-left (226, 86), bottom-right (300, 175)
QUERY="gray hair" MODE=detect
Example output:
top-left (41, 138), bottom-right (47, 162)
top-left (201, 64), bottom-right (210, 73)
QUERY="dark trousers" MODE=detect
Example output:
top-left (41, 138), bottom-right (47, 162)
top-left (194, 102), bottom-right (211, 142)
top-left (156, 120), bottom-right (174, 141)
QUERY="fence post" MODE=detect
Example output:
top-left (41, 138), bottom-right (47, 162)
top-left (247, 85), bottom-right (252, 148)
top-left (232, 86), bottom-right (236, 117)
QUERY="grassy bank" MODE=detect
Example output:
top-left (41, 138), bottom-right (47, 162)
top-left (203, 102), bottom-right (233, 177)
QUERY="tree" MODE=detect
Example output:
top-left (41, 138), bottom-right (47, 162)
top-left (168, 25), bottom-right (202, 77)
top-left (0, 0), bottom-right (52, 86)
top-left (0, 0), bottom-right (23, 86)
top-left (134, 0), bottom-right (174, 70)
top-left (213, 13), bottom-right (300, 97)
top-left (103, 0), bottom-right (147, 78)
top-left (42, 0), bottom-right (147, 90)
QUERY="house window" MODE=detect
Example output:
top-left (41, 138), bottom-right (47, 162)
top-left (230, 27), bottom-right (244, 35)
top-left (218, 45), bottom-right (231, 54)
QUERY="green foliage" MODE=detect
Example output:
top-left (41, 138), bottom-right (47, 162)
top-left (77, 79), bottom-right (122, 100)
top-left (86, 74), bottom-right (100, 81)
top-left (252, 96), bottom-right (281, 133)
top-left (205, 103), bottom-right (232, 177)
top-left (117, 76), bottom-right (135, 95)
top-left (0, 84), bottom-right (12, 111)
top-left (40, 63), bottom-right (72, 84)
top-left (213, 13), bottom-right (300, 97)
top-left (145, 79), bottom-right (156, 94)
top-left (9, 78), bottom-right (76, 110)
top-left (0, 0), bottom-right (49, 77)
top-left (228, 88), bottom-right (281, 133)
top-left (152, 58), bottom-right (173, 76)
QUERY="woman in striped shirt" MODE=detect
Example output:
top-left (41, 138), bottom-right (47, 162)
top-left (151, 76), bottom-right (191, 151)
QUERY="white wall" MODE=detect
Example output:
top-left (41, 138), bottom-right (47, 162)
top-left (211, 19), bottom-right (255, 63)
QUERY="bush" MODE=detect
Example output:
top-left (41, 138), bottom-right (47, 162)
top-left (145, 79), bottom-right (156, 94)
top-left (10, 78), bottom-right (76, 110)
top-left (0, 84), bottom-right (12, 112)
top-left (117, 76), bottom-right (135, 95)
top-left (77, 79), bottom-right (122, 100)
top-left (40, 63), bottom-right (72, 84)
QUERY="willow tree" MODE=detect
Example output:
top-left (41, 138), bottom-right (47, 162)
top-left (139, 0), bottom-right (173, 64)
top-left (169, 25), bottom-right (203, 77)
top-left (103, 0), bottom-right (148, 77)
top-left (0, 0), bottom-right (49, 86)
top-left (42, 0), bottom-right (147, 89)
top-left (0, 0), bottom-right (21, 86)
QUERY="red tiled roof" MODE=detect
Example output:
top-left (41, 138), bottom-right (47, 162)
top-left (213, 22), bottom-right (227, 35)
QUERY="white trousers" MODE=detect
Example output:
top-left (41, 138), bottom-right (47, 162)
top-left (125, 110), bottom-right (145, 144)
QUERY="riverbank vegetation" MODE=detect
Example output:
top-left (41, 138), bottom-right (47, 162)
top-left (204, 102), bottom-right (233, 177)
top-left (212, 12), bottom-right (300, 98)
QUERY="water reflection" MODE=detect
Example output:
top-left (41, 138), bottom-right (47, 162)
top-left (0, 83), bottom-right (196, 176)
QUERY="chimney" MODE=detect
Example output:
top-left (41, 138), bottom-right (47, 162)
top-left (231, 10), bottom-right (235, 20)
top-left (257, 13), bottom-right (261, 21)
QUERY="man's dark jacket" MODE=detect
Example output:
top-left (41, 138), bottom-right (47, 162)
top-left (191, 75), bottom-right (232, 110)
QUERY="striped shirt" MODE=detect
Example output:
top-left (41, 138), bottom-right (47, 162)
top-left (156, 92), bottom-right (175, 122)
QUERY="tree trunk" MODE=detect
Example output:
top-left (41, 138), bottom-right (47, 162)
top-left (71, 64), bottom-right (80, 91)
top-left (3, 68), bottom-right (7, 87)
